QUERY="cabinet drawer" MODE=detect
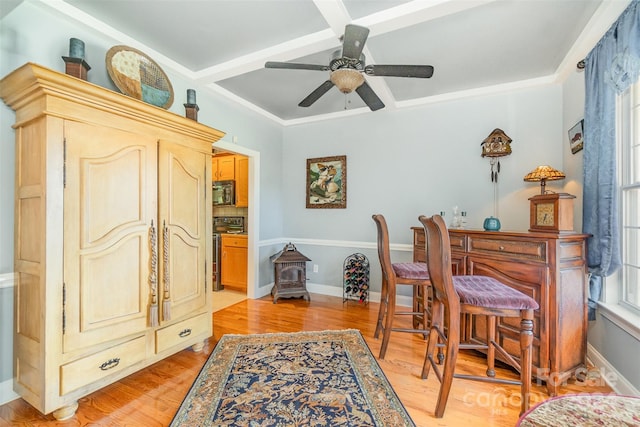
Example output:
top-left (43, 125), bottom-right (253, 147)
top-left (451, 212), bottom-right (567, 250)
top-left (60, 335), bottom-right (146, 395)
top-left (468, 236), bottom-right (546, 262)
top-left (449, 233), bottom-right (466, 251)
top-left (156, 313), bottom-right (210, 353)
top-left (412, 228), bottom-right (466, 263)
top-left (414, 229), bottom-right (466, 250)
top-left (222, 235), bottom-right (247, 247)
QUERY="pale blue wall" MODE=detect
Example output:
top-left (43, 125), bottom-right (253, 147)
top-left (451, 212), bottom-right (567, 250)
top-left (279, 86), bottom-right (565, 303)
top-left (282, 88), bottom-right (564, 242)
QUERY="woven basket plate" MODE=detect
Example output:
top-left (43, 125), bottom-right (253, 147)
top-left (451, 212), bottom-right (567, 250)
top-left (106, 45), bottom-right (174, 109)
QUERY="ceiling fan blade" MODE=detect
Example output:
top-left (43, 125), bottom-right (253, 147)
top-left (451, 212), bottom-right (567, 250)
top-left (355, 81), bottom-right (384, 111)
top-left (265, 61), bottom-right (329, 71)
top-left (364, 64), bottom-right (434, 78)
top-left (298, 80), bottom-right (335, 107)
top-left (342, 24), bottom-right (369, 60)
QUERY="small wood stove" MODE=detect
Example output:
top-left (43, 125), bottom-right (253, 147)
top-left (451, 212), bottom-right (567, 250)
top-left (271, 243), bottom-right (311, 303)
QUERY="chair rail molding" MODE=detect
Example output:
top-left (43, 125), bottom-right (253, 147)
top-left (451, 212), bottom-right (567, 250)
top-left (0, 273), bottom-right (15, 289)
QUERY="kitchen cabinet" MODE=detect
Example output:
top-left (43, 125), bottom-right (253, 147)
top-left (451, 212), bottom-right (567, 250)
top-left (412, 227), bottom-right (588, 395)
top-left (235, 155), bottom-right (249, 207)
top-left (212, 154), bottom-right (235, 181)
top-left (212, 154), bottom-right (248, 207)
top-left (221, 234), bottom-right (248, 291)
top-left (0, 63), bottom-right (224, 419)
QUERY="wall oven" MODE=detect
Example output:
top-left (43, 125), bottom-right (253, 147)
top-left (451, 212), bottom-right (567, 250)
top-left (212, 180), bottom-right (235, 206)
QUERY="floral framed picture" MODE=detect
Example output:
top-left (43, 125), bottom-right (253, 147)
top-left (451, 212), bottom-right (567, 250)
top-left (568, 119), bottom-right (584, 154)
top-left (306, 155), bottom-right (347, 208)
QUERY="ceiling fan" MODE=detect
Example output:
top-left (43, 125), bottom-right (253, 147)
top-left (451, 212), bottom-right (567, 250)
top-left (265, 24), bottom-right (434, 112)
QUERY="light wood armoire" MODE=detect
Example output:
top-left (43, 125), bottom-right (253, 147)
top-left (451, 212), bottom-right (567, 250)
top-left (0, 63), bottom-right (224, 419)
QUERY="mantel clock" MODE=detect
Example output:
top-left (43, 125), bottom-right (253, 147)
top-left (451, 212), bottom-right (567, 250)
top-left (529, 193), bottom-right (575, 233)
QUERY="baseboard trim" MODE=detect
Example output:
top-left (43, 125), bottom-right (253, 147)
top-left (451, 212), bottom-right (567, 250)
top-left (257, 282), bottom-right (413, 307)
top-left (0, 379), bottom-right (18, 406)
top-left (587, 342), bottom-right (639, 396)
top-left (0, 273), bottom-right (16, 405)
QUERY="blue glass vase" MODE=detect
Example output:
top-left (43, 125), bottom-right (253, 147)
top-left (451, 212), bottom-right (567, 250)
top-left (483, 216), bottom-right (501, 231)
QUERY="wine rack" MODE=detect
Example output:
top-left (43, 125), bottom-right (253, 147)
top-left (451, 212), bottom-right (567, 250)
top-left (343, 253), bottom-right (370, 304)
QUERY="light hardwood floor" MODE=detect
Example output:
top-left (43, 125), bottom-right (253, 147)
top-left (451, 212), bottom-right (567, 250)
top-left (0, 294), bottom-right (612, 426)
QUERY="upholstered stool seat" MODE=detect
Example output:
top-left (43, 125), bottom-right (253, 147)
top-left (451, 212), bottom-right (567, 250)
top-left (393, 262), bottom-right (430, 280)
top-left (453, 276), bottom-right (539, 310)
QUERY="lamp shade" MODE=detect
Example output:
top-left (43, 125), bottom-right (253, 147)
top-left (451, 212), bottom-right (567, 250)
top-left (330, 69), bottom-right (365, 93)
top-left (523, 165), bottom-right (565, 194)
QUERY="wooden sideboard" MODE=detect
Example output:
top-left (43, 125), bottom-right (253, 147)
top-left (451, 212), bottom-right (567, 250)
top-left (412, 227), bottom-right (589, 394)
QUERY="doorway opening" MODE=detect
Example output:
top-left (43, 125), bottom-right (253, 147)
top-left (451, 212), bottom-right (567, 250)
top-left (212, 140), bottom-right (260, 300)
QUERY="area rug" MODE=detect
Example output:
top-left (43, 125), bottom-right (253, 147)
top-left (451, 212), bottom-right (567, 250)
top-left (516, 394), bottom-right (640, 427)
top-left (170, 329), bottom-right (415, 426)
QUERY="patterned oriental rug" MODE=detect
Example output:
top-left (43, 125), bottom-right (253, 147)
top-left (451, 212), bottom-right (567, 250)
top-left (170, 329), bottom-right (415, 426)
top-left (516, 394), bottom-right (640, 427)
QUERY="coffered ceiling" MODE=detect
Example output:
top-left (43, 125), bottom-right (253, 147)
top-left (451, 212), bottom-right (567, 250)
top-left (9, 0), bottom-right (630, 125)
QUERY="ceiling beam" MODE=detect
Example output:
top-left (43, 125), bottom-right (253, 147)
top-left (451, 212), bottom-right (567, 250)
top-left (356, 0), bottom-right (498, 36)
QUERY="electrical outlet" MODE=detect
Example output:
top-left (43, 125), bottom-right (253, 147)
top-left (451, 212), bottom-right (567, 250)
top-left (313, 264), bottom-right (319, 273)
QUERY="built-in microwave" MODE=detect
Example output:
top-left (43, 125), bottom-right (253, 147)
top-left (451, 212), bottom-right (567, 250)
top-left (212, 180), bottom-right (235, 206)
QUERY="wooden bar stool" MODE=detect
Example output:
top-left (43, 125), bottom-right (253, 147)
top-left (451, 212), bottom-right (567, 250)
top-left (418, 214), bottom-right (538, 417)
top-left (372, 214), bottom-right (431, 359)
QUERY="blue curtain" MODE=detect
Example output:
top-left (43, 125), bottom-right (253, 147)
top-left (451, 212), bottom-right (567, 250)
top-left (583, 0), bottom-right (640, 320)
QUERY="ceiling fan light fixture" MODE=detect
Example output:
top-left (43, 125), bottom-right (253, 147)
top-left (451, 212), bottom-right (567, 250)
top-left (330, 69), bottom-right (365, 93)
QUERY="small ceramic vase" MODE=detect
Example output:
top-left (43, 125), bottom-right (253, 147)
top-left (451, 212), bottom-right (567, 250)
top-left (483, 216), bottom-right (501, 231)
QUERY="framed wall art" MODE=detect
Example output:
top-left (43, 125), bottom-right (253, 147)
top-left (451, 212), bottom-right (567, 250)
top-left (568, 119), bottom-right (584, 154)
top-left (306, 155), bottom-right (347, 209)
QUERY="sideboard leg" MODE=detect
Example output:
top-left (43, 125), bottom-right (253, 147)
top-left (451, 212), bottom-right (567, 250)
top-left (52, 401), bottom-right (78, 420)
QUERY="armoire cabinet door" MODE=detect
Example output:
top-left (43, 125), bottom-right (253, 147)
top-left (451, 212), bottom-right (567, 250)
top-left (157, 140), bottom-right (209, 322)
top-left (63, 121), bottom-right (157, 353)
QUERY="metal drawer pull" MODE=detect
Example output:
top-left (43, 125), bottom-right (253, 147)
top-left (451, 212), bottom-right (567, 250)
top-left (179, 328), bottom-right (192, 338)
top-left (499, 246), bottom-right (505, 251)
top-left (99, 358), bottom-right (120, 371)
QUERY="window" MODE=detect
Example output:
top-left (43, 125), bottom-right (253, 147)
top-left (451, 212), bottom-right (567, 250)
top-left (614, 80), bottom-right (640, 315)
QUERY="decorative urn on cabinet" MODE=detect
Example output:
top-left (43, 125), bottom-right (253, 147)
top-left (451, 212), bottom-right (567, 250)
top-left (483, 216), bottom-right (501, 231)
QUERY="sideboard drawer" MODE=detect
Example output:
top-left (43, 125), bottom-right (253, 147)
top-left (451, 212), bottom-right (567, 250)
top-left (155, 313), bottom-right (210, 353)
top-left (412, 228), bottom-right (465, 263)
top-left (449, 233), bottom-right (466, 251)
top-left (60, 335), bottom-right (146, 395)
top-left (467, 236), bottom-right (547, 262)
